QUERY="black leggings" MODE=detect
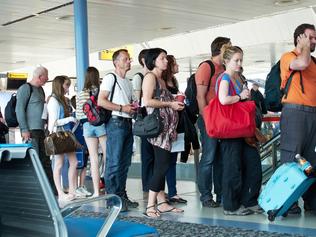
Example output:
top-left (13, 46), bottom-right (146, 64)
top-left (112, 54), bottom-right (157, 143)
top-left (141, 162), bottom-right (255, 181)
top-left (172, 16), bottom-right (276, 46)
top-left (149, 145), bottom-right (171, 192)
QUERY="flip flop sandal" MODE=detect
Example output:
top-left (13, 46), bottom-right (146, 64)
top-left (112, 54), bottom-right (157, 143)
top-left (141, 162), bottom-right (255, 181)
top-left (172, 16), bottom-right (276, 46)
top-left (143, 205), bottom-right (160, 218)
top-left (157, 201), bottom-right (184, 213)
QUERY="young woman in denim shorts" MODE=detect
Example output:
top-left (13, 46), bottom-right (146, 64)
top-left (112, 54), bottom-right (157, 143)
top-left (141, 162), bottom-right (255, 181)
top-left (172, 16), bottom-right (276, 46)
top-left (77, 67), bottom-right (106, 197)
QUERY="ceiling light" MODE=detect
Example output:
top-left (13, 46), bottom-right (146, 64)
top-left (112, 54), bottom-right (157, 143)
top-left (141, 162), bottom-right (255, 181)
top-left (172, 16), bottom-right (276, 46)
top-left (15, 60), bottom-right (26, 64)
top-left (160, 27), bottom-right (174, 31)
top-left (274, 0), bottom-right (300, 6)
top-left (56, 14), bottom-right (74, 20)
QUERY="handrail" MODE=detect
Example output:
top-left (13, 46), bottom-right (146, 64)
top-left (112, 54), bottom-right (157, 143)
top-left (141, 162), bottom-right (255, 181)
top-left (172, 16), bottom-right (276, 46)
top-left (260, 132), bottom-right (281, 183)
top-left (260, 132), bottom-right (280, 153)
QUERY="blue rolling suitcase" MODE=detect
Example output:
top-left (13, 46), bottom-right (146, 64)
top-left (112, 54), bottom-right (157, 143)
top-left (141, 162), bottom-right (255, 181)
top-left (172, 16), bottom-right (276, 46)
top-left (258, 162), bottom-right (315, 221)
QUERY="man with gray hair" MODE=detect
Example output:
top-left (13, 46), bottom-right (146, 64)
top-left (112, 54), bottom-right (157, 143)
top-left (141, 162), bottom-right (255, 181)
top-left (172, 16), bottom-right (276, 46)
top-left (16, 66), bottom-right (56, 194)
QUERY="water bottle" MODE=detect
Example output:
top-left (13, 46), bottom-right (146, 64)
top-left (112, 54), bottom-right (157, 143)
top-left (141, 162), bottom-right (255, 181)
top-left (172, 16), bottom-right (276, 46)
top-left (295, 154), bottom-right (313, 176)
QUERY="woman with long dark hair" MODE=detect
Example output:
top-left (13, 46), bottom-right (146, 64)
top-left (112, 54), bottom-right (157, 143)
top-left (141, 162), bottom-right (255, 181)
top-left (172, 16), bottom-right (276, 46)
top-left (142, 48), bottom-right (185, 217)
top-left (161, 55), bottom-right (187, 204)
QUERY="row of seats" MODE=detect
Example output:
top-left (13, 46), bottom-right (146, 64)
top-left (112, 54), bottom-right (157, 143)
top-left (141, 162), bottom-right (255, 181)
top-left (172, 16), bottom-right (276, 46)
top-left (0, 144), bottom-right (159, 237)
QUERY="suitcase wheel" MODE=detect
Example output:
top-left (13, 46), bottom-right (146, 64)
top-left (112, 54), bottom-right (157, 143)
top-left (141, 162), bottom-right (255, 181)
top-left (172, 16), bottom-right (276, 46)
top-left (267, 210), bottom-right (276, 221)
top-left (282, 212), bottom-right (288, 218)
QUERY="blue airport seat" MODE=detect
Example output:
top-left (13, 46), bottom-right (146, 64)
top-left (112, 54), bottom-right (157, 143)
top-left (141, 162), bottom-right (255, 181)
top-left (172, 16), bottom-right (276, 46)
top-left (65, 217), bottom-right (159, 237)
top-left (0, 144), bottom-right (159, 237)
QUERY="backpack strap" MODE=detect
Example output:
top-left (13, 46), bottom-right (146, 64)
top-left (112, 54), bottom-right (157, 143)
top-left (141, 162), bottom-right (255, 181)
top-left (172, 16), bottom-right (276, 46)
top-left (135, 72), bottom-right (144, 81)
top-left (107, 73), bottom-right (118, 102)
top-left (198, 60), bottom-right (215, 91)
top-left (283, 51), bottom-right (304, 99)
top-left (135, 72), bottom-right (144, 105)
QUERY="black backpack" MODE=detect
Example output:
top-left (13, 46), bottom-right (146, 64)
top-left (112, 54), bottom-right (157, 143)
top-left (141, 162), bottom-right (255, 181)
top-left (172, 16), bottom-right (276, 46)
top-left (5, 83), bottom-right (33, 127)
top-left (185, 60), bottom-right (215, 122)
top-left (264, 52), bottom-right (304, 112)
top-left (83, 73), bottom-right (117, 126)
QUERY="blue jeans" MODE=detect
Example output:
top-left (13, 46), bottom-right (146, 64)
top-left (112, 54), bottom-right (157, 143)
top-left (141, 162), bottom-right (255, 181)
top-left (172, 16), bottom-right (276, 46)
top-left (197, 116), bottom-right (221, 202)
top-left (105, 117), bottom-right (133, 197)
top-left (166, 152), bottom-right (178, 198)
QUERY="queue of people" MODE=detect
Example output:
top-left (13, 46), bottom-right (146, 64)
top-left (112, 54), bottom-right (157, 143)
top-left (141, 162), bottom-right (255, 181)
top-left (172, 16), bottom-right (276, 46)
top-left (2, 22), bottom-right (315, 219)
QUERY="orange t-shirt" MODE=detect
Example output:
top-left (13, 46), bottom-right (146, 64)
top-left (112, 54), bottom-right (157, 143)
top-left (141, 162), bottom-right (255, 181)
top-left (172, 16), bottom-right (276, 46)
top-left (280, 50), bottom-right (316, 107)
top-left (195, 61), bottom-right (224, 103)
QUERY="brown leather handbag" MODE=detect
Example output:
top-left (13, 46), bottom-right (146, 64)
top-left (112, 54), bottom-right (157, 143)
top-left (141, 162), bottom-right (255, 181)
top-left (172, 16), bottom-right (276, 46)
top-left (44, 123), bottom-right (82, 156)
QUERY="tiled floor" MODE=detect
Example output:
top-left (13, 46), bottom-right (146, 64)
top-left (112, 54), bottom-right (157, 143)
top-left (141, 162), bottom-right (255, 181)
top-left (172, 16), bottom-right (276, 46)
top-left (119, 178), bottom-right (316, 237)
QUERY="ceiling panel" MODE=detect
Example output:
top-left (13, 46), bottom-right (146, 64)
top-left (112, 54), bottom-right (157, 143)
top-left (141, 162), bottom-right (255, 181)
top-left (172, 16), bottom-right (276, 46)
top-left (0, 0), bottom-right (315, 71)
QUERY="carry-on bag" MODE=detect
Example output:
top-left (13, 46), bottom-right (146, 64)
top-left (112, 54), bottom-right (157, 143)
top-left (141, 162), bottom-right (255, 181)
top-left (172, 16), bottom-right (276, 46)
top-left (258, 160), bottom-right (315, 221)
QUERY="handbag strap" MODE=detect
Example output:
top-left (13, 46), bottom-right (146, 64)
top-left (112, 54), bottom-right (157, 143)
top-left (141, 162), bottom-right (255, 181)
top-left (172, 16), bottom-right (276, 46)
top-left (153, 74), bottom-right (161, 115)
top-left (153, 74), bottom-right (161, 99)
top-left (216, 73), bottom-right (237, 97)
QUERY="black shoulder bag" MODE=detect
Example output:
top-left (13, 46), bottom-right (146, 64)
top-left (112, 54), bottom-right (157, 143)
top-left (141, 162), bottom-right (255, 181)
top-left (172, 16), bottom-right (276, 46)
top-left (133, 77), bottom-right (163, 138)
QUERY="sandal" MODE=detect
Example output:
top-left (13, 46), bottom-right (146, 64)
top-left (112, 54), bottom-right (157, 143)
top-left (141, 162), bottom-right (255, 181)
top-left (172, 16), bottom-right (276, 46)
top-left (143, 205), bottom-right (160, 218)
top-left (157, 201), bottom-right (184, 213)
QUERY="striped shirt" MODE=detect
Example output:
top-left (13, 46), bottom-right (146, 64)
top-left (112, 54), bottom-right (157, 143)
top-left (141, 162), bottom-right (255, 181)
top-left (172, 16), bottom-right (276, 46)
top-left (76, 89), bottom-right (90, 120)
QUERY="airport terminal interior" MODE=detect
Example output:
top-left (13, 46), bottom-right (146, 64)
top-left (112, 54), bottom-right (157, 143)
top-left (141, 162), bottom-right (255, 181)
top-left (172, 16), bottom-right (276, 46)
top-left (1, 1), bottom-right (316, 236)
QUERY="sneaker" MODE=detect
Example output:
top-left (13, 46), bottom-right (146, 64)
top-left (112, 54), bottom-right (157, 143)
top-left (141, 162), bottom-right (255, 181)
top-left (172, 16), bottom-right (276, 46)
top-left (224, 206), bottom-right (254, 216)
top-left (215, 196), bottom-right (222, 205)
top-left (120, 198), bottom-right (129, 212)
top-left (122, 192), bottom-right (139, 208)
top-left (202, 199), bottom-right (220, 208)
top-left (288, 203), bottom-right (302, 215)
top-left (304, 202), bottom-right (313, 212)
top-left (79, 186), bottom-right (92, 196)
top-left (75, 188), bottom-right (87, 198)
top-left (124, 197), bottom-right (139, 208)
top-left (247, 205), bottom-right (264, 214)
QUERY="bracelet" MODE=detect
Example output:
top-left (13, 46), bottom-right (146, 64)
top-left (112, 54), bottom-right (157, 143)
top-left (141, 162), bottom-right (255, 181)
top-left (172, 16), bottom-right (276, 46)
top-left (237, 94), bottom-right (241, 101)
top-left (119, 105), bottom-right (123, 113)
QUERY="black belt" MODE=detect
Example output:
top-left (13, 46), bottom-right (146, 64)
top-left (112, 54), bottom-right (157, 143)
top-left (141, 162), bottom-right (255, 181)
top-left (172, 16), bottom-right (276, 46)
top-left (111, 115), bottom-right (132, 121)
top-left (283, 103), bottom-right (316, 113)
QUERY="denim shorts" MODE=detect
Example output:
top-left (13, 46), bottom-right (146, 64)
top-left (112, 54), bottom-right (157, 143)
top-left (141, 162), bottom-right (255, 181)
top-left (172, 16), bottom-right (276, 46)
top-left (83, 122), bottom-right (106, 138)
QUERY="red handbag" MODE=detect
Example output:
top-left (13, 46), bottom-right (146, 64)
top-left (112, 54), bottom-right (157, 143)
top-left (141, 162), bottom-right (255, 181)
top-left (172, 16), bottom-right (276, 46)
top-left (203, 76), bottom-right (256, 139)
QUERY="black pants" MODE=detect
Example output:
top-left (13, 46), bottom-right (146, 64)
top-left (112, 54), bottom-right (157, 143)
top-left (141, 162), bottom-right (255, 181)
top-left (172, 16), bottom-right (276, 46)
top-left (241, 144), bottom-right (262, 208)
top-left (141, 138), bottom-right (155, 192)
top-left (221, 138), bottom-right (262, 211)
top-left (31, 130), bottom-right (57, 195)
top-left (221, 139), bottom-right (243, 211)
top-left (149, 145), bottom-right (171, 192)
top-left (0, 134), bottom-right (6, 143)
top-left (280, 104), bottom-right (316, 211)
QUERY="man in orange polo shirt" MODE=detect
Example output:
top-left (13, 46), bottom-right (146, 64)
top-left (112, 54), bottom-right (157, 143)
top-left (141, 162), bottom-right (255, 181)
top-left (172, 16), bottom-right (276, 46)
top-left (280, 23), bottom-right (316, 214)
top-left (196, 36), bottom-right (231, 207)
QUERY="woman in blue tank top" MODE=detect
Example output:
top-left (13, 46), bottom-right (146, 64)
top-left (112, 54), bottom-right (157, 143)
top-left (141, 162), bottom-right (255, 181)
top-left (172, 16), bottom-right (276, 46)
top-left (217, 45), bottom-right (262, 216)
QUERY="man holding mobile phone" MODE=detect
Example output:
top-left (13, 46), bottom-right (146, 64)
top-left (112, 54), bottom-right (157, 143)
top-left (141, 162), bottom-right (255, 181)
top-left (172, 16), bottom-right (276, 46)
top-left (280, 23), bottom-right (316, 215)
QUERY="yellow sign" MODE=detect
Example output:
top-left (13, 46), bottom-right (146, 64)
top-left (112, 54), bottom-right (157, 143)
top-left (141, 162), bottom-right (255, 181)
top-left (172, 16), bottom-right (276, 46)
top-left (7, 72), bottom-right (28, 79)
top-left (99, 45), bottom-right (134, 61)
